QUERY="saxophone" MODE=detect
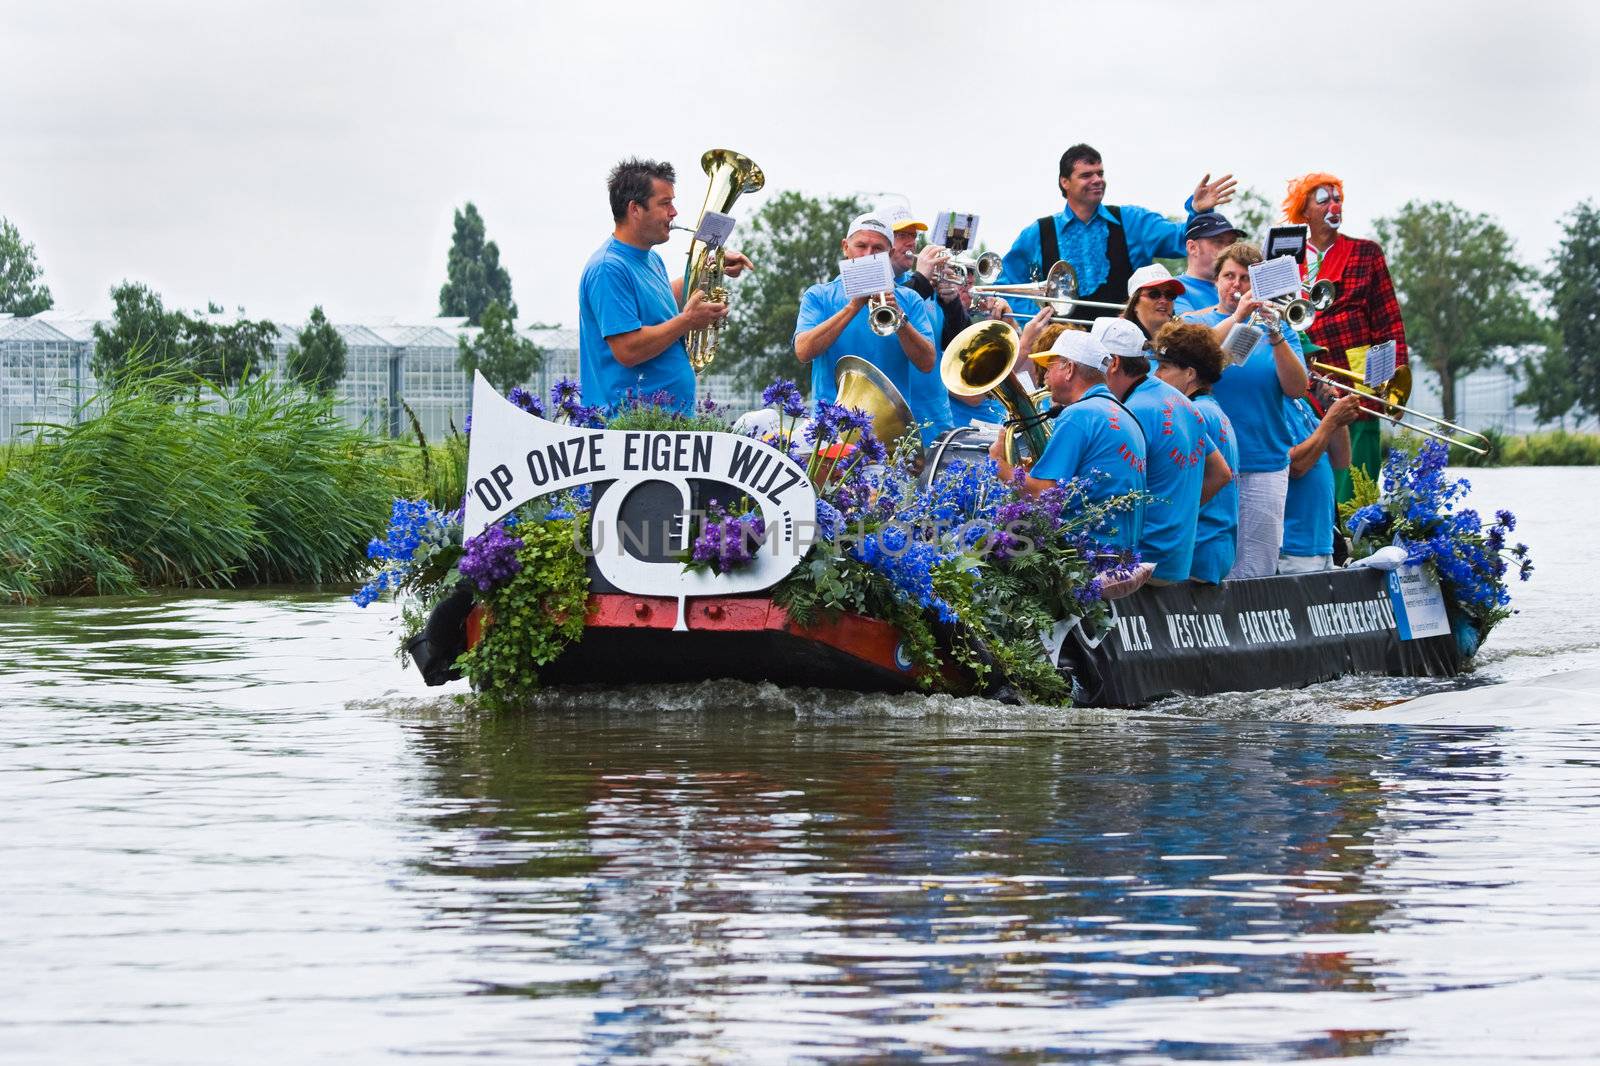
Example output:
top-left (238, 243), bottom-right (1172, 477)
top-left (679, 148), bottom-right (764, 373)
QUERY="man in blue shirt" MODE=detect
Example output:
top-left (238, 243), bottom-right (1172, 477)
top-left (1280, 384), bottom-right (1360, 574)
top-left (578, 157), bottom-right (752, 413)
top-left (794, 213), bottom-right (948, 448)
top-left (1098, 317), bottom-right (1230, 583)
top-left (1172, 211), bottom-right (1244, 315)
top-left (988, 330), bottom-right (1147, 553)
top-left (996, 143), bottom-right (1236, 319)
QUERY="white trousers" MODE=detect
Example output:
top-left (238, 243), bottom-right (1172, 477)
top-left (1227, 468), bottom-right (1289, 581)
top-left (1277, 553), bottom-right (1334, 575)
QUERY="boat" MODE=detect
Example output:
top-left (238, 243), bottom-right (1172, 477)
top-left (404, 374), bottom-right (1474, 707)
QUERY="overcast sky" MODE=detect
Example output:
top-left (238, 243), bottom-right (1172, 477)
top-left (4, 0), bottom-right (1597, 327)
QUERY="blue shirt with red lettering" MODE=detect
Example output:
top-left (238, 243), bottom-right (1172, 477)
top-left (1191, 393), bottom-right (1239, 583)
top-left (1122, 375), bottom-right (1213, 582)
top-left (1030, 383), bottom-right (1147, 552)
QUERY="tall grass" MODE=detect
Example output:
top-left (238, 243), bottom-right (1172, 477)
top-left (1, 372), bottom-right (407, 603)
top-left (1386, 428), bottom-right (1600, 468)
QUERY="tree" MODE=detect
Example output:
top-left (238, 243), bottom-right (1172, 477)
top-left (439, 202), bottom-right (516, 326)
top-left (0, 217), bottom-right (54, 316)
top-left (721, 190), bottom-right (866, 393)
top-left (458, 299), bottom-right (542, 393)
top-left (286, 306), bottom-right (348, 395)
top-left (91, 281), bottom-right (188, 387)
top-left (184, 308), bottom-right (278, 388)
top-left (1515, 330), bottom-right (1579, 428)
top-left (1375, 200), bottom-right (1543, 424)
top-left (1547, 199), bottom-right (1600, 421)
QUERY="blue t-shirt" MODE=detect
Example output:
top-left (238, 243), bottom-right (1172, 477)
top-left (795, 277), bottom-right (952, 448)
top-left (1122, 376), bottom-right (1213, 582)
top-left (1191, 393), bottom-right (1239, 583)
top-left (578, 236), bottom-right (694, 413)
top-left (1182, 308), bottom-right (1304, 473)
top-left (1030, 383), bottom-right (1147, 552)
top-left (1173, 273), bottom-right (1218, 316)
top-left (951, 392), bottom-right (1010, 427)
top-left (997, 198), bottom-right (1198, 316)
top-left (1282, 398), bottom-right (1336, 557)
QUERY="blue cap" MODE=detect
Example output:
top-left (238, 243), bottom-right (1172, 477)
top-left (1185, 211), bottom-right (1243, 240)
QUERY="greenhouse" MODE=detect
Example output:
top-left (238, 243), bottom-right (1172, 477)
top-left (0, 313), bottom-right (764, 443)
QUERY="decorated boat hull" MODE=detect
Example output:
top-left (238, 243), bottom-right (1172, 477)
top-left (409, 564), bottom-right (1465, 707)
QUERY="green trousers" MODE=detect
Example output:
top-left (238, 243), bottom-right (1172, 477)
top-left (1335, 418), bottom-right (1383, 504)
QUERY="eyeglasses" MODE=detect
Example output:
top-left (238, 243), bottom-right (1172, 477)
top-left (1141, 290), bottom-right (1176, 301)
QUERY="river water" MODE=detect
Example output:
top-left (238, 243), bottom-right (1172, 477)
top-left (3, 467), bottom-right (1598, 1064)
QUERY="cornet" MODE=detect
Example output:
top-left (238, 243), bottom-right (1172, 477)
top-left (867, 292), bottom-right (905, 336)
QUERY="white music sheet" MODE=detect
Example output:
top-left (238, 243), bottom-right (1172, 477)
top-left (1365, 340), bottom-right (1398, 386)
top-left (839, 252), bottom-right (895, 299)
top-left (1248, 255), bottom-right (1302, 301)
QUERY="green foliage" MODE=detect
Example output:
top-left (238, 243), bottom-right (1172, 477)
top-left (457, 299), bottom-right (542, 393)
top-left (602, 400), bottom-right (730, 434)
top-left (91, 281), bottom-right (279, 389)
top-left (400, 403), bottom-right (468, 512)
top-left (439, 202), bottom-right (516, 326)
top-left (1503, 430), bottom-right (1600, 465)
top-left (0, 216), bottom-right (53, 316)
top-left (1375, 201), bottom-right (1544, 423)
top-left (0, 371), bottom-right (405, 603)
top-left (1515, 329), bottom-right (1579, 429)
top-left (91, 282), bottom-right (189, 387)
top-left (1547, 199), bottom-right (1600, 421)
top-left (184, 311), bottom-right (279, 388)
top-left (455, 517), bottom-right (591, 708)
top-left (722, 190), bottom-right (866, 394)
top-left (286, 306), bottom-right (348, 395)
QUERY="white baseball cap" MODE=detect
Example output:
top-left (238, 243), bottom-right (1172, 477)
top-left (1127, 263), bottom-right (1187, 299)
top-left (1089, 316), bottom-right (1150, 359)
top-left (1031, 329), bottom-right (1111, 372)
top-left (846, 213), bottom-right (894, 243)
top-left (885, 205), bottom-right (928, 233)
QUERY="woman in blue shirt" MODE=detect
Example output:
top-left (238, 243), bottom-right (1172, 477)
top-left (1150, 321), bottom-right (1239, 584)
top-left (1280, 385), bottom-right (1361, 573)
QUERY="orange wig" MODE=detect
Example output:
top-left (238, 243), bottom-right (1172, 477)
top-left (1282, 172), bottom-right (1344, 224)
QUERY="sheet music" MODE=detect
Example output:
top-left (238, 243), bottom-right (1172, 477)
top-left (1265, 225), bottom-right (1309, 264)
top-left (839, 252), bottom-right (895, 299)
top-left (1365, 340), bottom-right (1398, 386)
top-left (693, 210), bottom-right (737, 248)
top-left (1221, 323), bottom-right (1264, 364)
top-left (931, 210), bottom-right (979, 252)
top-left (1248, 255), bottom-right (1302, 301)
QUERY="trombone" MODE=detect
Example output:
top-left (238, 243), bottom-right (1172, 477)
top-left (1310, 362), bottom-right (1492, 456)
top-left (969, 261), bottom-right (1128, 316)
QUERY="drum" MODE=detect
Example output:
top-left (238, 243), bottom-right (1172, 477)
top-left (919, 426), bottom-right (1000, 488)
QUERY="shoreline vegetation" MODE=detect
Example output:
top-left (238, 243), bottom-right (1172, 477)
top-left (0, 372), bottom-right (436, 604)
top-left (0, 373), bottom-right (1592, 605)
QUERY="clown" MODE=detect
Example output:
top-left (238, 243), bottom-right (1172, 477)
top-left (1282, 172), bottom-right (1409, 502)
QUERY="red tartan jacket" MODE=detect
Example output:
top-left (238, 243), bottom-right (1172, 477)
top-left (1305, 234), bottom-right (1409, 373)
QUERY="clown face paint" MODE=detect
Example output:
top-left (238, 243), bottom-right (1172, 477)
top-left (1312, 185), bottom-right (1344, 230)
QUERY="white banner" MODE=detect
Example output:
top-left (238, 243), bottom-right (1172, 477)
top-left (462, 373), bottom-right (818, 628)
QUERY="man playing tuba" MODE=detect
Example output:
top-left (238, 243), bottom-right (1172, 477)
top-left (578, 158), bottom-right (752, 414)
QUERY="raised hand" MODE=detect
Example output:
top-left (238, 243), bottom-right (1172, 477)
top-left (1192, 172), bottom-right (1238, 212)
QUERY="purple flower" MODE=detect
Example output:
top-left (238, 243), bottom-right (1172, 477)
top-left (507, 386), bottom-right (545, 417)
top-left (459, 523), bottom-right (524, 593)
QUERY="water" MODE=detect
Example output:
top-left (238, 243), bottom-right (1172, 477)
top-left (3, 467), bottom-right (1598, 1064)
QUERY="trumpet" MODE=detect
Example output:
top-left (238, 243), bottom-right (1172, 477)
top-left (938, 250), bottom-right (1003, 287)
top-left (867, 292), bottom-right (905, 336)
top-left (1310, 361), bottom-right (1492, 456)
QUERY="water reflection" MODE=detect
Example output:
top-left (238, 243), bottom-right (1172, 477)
top-left (394, 707), bottom-right (1507, 1058)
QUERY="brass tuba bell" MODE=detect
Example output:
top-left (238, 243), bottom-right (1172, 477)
top-left (680, 148), bottom-right (765, 374)
top-left (940, 319), bottom-right (1050, 465)
top-left (834, 355), bottom-right (917, 453)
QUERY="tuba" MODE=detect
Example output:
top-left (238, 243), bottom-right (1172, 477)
top-left (940, 319), bottom-right (1050, 465)
top-left (834, 354), bottom-right (916, 451)
top-left (679, 148), bottom-right (765, 373)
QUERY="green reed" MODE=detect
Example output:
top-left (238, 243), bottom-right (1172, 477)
top-left (1, 371), bottom-right (407, 603)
